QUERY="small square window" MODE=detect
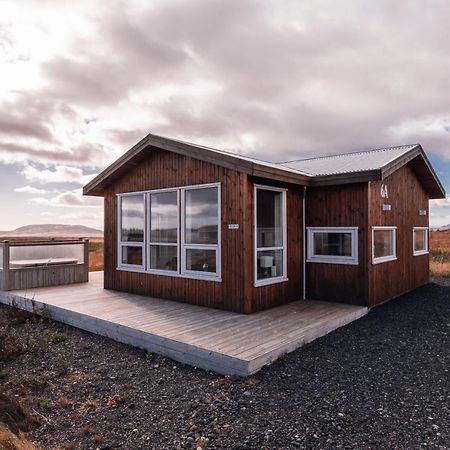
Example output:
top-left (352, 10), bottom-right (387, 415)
top-left (372, 226), bottom-right (397, 264)
top-left (413, 227), bottom-right (428, 256)
top-left (307, 227), bottom-right (358, 265)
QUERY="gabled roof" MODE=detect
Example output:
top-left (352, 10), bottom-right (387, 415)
top-left (83, 133), bottom-right (446, 199)
top-left (83, 133), bottom-right (311, 196)
top-left (279, 143), bottom-right (445, 198)
top-left (280, 144), bottom-right (417, 176)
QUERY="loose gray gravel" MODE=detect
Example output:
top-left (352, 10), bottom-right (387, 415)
top-left (1, 280), bottom-right (449, 450)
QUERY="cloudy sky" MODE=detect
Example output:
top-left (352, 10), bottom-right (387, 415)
top-left (1, 0), bottom-right (450, 230)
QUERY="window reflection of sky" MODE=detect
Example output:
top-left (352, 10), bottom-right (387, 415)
top-left (151, 191), bottom-right (178, 243)
top-left (121, 195), bottom-right (144, 242)
top-left (185, 188), bottom-right (218, 245)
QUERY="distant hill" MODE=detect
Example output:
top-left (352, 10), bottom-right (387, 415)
top-left (435, 224), bottom-right (450, 231)
top-left (0, 224), bottom-right (103, 237)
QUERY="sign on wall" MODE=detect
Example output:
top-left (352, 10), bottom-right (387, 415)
top-left (380, 184), bottom-right (389, 199)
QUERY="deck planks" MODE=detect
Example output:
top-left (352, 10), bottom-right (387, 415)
top-left (0, 272), bottom-right (368, 376)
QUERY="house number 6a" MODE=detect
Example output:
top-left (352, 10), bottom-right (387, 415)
top-left (381, 184), bottom-right (389, 199)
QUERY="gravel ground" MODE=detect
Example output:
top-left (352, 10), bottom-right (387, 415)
top-left (1, 281), bottom-right (449, 450)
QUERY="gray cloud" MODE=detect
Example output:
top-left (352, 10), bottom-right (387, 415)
top-left (0, 94), bottom-right (56, 140)
top-left (4, 0), bottom-right (450, 170)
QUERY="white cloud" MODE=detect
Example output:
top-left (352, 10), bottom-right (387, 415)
top-left (1, 0), bottom-right (450, 227)
top-left (14, 185), bottom-right (48, 195)
top-left (29, 189), bottom-right (102, 208)
top-left (430, 196), bottom-right (450, 227)
top-left (59, 211), bottom-right (103, 221)
top-left (21, 164), bottom-right (90, 185)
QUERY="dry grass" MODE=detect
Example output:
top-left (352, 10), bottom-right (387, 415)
top-left (0, 329), bottom-right (25, 360)
top-left (92, 434), bottom-right (104, 444)
top-left (430, 230), bottom-right (450, 277)
top-left (0, 392), bottom-right (39, 450)
top-left (54, 397), bottom-right (73, 408)
top-left (88, 239), bottom-right (104, 272)
top-left (0, 425), bottom-right (37, 450)
top-left (80, 399), bottom-right (98, 410)
top-left (106, 395), bottom-right (128, 408)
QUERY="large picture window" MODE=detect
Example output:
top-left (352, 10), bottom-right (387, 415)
top-left (149, 190), bottom-right (179, 272)
top-left (182, 186), bottom-right (220, 276)
top-left (117, 183), bottom-right (221, 281)
top-left (372, 226), bottom-right (397, 264)
top-left (413, 227), bottom-right (428, 256)
top-left (307, 227), bottom-right (358, 265)
top-left (118, 194), bottom-right (145, 269)
top-left (254, 185), bottom-right (287, 287)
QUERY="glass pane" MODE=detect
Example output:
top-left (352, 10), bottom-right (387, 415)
top-left (150, 191), bottom-right (178, 243)
top-left (374, 230), bottom-right (394, 258)
top-left (121, 246), bottom-right (143, 266)
top-left (185, 249), bottom-right (217, 273)
top-left (185, 187), bottom-right (218, 245)
top-left (313, 232), bottom-right (352, 256)
top-left (414, 230), bottom-right (426, 252)
top-left (121, 195), bottom-right (144, 242)
top-left (9, 243), bottom-right (85, 268)
top-left (150, 245), bottom-right (177, 271)
top-left (257, 189), bottom-right (283, 248)
top-left (257, 249), bottom-right (283, 280)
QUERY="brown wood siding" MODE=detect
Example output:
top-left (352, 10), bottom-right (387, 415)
top-left (104, 149), bottom-right (247, 313)
top-left (368, 164), bottom-right (429, 306)
top-left (244, 178), bottom-right (303, 313)
top-left (305, 183), bottom-right (369, 306)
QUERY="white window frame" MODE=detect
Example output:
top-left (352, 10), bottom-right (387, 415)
top-left (181, 183), bottom-right (221, 280)
top-left (254, 184), bottom-right (288, 287)
top-left (117, 193), bottom-right (146, 271)
top-left (306, 227), bottom-right (359, 265)
top-left (413, 227), bottom-right (429, 256)
top-left (117, 183), bottom-right (221, 282)
top-left (147, 189), bottom-right (180, 275)
top-left (372, 226), bottom-right (397, 264)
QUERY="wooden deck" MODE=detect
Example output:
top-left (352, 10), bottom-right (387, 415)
top-left (0, 272), bottom-right (368, 376)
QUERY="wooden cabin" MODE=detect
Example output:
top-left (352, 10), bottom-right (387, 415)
top-left (83, 134), bottom-right (445, 313)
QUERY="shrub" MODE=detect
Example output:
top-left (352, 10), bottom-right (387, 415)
top-left (0, 329), bottom-right (25, 361)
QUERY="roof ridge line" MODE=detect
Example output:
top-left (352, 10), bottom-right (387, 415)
top-left (147, 132), bottom-right (313, 176)
top-left (279, 144), bottom-right (418, 164)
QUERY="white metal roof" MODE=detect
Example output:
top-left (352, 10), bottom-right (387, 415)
top-left (279, 144), bottom-right (418, 176)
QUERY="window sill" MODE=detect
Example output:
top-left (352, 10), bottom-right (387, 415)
top-left (413, 251), bottom-right (429, 256)
top-left (306, 258), bottom-right (359, 266)
top-left (116, 266), bottom-right (222, 282)
top-left (254, 276), bottom-right (288, 288)
top-left (372, 256), bottom-right (397, 265)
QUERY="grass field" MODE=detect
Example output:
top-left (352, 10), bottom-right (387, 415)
top-left (430, 230), bottom-right (450, 277)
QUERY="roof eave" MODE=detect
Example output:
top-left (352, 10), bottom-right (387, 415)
top-left (83, 133), bottom-right (311, 197)
top-left (309, 169), bottom-right (381, 187)
top-left (380, 145), bottom-right (446, 199)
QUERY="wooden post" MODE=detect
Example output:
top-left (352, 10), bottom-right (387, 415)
top-left (3, 241), bottom-right (10, 291)
top-left (83, 239), bottom-right (89, 282)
